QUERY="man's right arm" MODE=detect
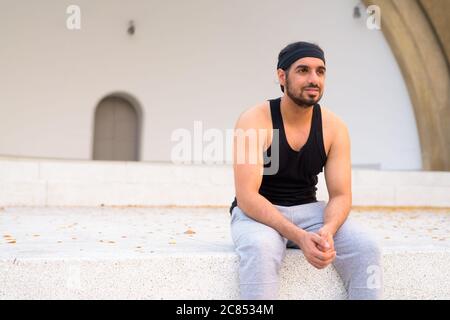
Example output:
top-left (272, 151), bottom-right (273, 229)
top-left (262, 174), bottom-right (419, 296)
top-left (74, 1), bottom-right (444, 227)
top-left (232, 107), bottom-right (305, 246)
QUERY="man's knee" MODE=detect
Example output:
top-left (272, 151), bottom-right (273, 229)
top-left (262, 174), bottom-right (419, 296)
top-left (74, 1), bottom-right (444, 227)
top-left (337, 220), bottom-right (381, 256)
top-left (355, 232), bottom-right (382, 261)
top-left (237, 232), bottom-right (285, 265)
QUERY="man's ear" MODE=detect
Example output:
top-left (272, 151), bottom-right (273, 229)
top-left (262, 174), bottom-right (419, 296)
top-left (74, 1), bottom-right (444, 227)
top-left (277, 68), bottom-right (286, 87)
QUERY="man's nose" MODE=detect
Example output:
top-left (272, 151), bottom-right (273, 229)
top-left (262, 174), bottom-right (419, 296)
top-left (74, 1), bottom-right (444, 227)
top-left (307, 72), bottom-right (320, 85)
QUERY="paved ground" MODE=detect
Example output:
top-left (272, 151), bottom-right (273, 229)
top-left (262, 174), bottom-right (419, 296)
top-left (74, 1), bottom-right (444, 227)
top-left (1, 206), bottom-right (450, 260)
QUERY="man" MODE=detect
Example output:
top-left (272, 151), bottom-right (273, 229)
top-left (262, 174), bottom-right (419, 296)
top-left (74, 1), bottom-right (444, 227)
top-left (230, 41), bottom-right (383, 300)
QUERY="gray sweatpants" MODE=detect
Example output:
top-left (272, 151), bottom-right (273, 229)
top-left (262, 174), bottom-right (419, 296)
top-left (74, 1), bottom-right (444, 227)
top-left (230, 201), bottom-right (383, 300)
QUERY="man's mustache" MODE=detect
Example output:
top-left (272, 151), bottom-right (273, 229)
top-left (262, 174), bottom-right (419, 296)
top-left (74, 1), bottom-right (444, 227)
top-left (303, 84), bottom-right (320, 90)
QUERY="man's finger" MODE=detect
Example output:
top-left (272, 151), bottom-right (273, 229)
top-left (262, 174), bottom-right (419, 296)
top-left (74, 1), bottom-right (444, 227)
top-left (311, 233), bottom-right (330, 249)
top-left (317, 244), bottom-right (333, 252)
top-left (308, 257), bottom-right (324, 269)
top-left (311, 253), bottom-right (335, 267)
top-left (309, 256), bottom-right (331, 269)
top-left (310, 243), bottom-right (334, 258)
top-left (314, 249), bottom-right (336, 261)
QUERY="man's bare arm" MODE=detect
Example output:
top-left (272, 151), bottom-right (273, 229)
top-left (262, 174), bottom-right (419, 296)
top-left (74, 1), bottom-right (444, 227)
top-left (232, 107), bottom-right (307, 245)
top-left (322, 120), bottom-right (352, 236)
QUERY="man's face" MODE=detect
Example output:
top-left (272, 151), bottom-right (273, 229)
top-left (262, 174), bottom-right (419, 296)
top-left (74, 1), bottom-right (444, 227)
top-left (279, 57), bottom-right (326, 108)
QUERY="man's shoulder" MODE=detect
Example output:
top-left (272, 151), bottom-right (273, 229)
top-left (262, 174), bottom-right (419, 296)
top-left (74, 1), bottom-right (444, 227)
top-left (320, 106), bottom-right (348, 133)
top-left (235, 101), bottom-right (271, 130)
top-left (320, 106), bottom-right (350, 155)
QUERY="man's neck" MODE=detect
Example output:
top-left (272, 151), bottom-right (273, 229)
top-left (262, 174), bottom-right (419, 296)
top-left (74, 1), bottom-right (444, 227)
top-left (280, 95), bottom-right (314, 126)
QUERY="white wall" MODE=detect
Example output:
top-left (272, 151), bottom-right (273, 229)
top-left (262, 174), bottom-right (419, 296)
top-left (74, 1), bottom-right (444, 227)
top-left (0, 0), bottom-right (421, 170)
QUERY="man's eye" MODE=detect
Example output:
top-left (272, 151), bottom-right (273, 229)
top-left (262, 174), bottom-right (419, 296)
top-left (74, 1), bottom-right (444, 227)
top-left (299, 68), bottom-right (308, 73)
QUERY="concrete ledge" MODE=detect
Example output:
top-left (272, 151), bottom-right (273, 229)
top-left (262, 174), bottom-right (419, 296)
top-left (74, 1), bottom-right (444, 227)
top-left (1, 206), bottom-right (449, 299)
top-left (0, 159), bottom-right (449, 207)
top-left (2, 251), bottom-right (449, 299)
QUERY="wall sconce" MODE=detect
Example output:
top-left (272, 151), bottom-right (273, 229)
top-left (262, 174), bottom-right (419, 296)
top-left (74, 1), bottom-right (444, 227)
top-left (353, 5), bottom-right (362, 18)
top-left (127, 20), bottom-right (135, 36)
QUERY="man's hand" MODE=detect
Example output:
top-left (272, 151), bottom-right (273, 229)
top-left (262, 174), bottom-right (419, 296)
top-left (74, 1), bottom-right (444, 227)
top-left (316, 225), bottom-right (336, 254)
top-left (297, 230), bottom-right (336, 269)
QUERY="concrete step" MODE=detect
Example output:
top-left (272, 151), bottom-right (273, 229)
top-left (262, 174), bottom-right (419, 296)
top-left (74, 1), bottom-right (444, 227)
top-left (1, 206), bottom-right (449, 299)
top-left (0, 159), bottom-right (450, 207)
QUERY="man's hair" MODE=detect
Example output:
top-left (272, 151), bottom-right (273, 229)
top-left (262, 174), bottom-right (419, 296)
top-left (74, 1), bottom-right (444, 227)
top-left (277, 41), bottom-right (325, 92)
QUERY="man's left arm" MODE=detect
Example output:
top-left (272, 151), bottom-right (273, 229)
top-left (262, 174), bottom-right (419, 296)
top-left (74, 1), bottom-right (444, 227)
top-left (318, 120), bottom-right (352, 249)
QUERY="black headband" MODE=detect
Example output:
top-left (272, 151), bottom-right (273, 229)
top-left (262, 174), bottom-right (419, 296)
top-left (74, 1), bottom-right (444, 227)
top-left (277, 42), bottom-right (325, 70)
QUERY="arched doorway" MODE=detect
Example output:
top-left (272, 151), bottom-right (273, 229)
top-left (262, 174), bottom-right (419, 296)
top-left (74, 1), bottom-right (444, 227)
top-left (93, 95), bottom-right (140, 161)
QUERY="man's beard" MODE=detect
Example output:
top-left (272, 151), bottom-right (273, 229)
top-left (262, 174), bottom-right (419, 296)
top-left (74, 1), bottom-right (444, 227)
top-left (285, 79), bottom-right (323, 108)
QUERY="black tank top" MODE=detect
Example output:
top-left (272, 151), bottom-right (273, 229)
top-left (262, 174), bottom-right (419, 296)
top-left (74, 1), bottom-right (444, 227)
top-left (229, 97), bottom-right (327, 214)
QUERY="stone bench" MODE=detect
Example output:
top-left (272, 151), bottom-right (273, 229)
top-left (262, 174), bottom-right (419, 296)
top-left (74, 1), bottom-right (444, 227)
top-left (1, 206), bottom-right (449, 299)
